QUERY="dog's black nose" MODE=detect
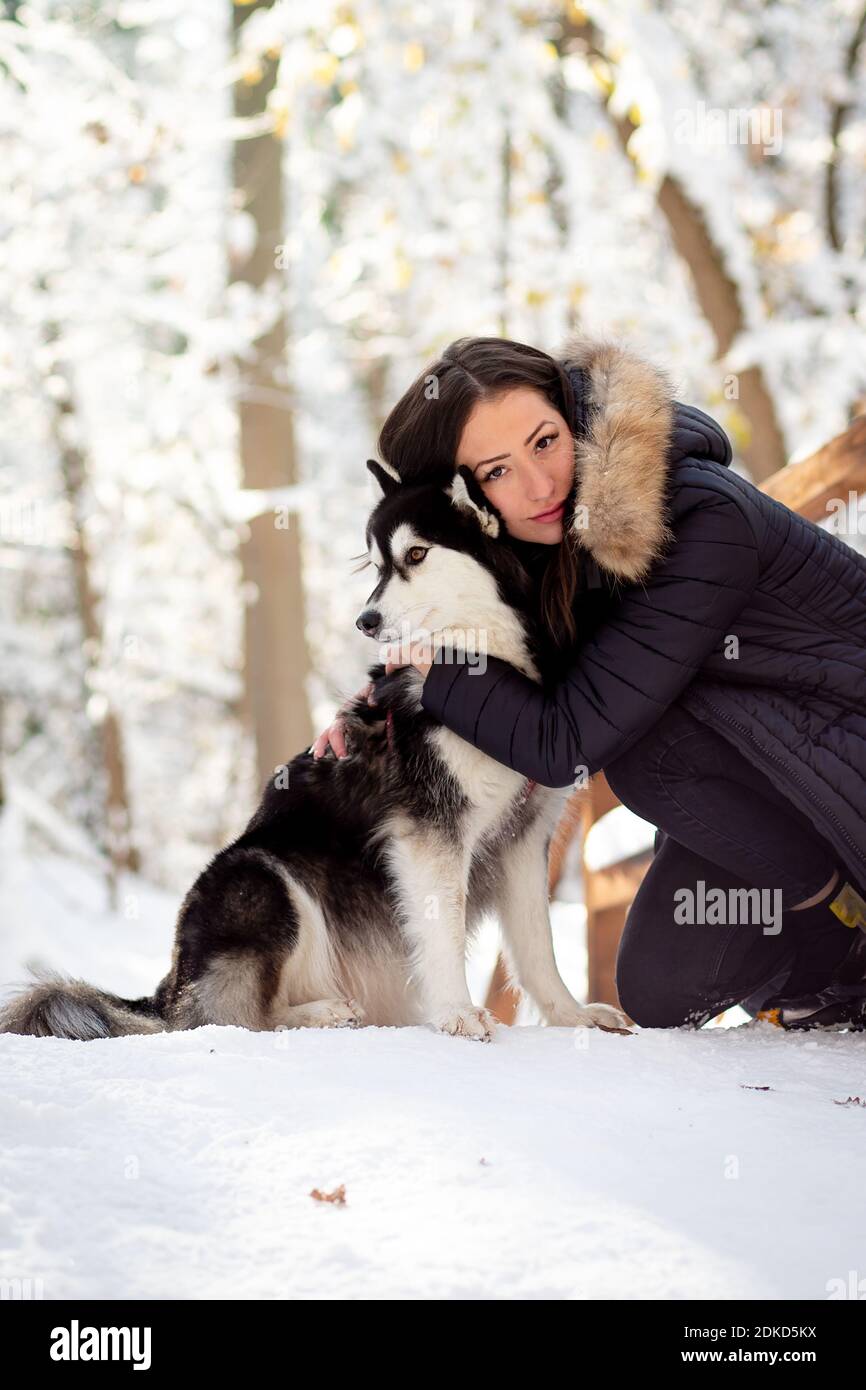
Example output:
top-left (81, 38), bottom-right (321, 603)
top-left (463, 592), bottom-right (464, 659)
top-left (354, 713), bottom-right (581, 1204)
top-left (356, 608), bottom-right (381, 636)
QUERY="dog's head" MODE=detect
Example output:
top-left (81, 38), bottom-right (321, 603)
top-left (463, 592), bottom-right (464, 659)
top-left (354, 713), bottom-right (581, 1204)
top-left (354, 459), bottom-right (541, 678)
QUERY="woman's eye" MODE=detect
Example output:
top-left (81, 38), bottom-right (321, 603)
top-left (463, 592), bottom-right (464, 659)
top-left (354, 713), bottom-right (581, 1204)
top-left (405, 546), bottom-right (428, 564)
top-left (483, 436), bottom-right (556, 480)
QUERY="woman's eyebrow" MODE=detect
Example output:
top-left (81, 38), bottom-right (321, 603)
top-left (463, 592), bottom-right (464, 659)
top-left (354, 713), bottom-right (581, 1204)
top-left (472, 419), bottom-right (554, 471)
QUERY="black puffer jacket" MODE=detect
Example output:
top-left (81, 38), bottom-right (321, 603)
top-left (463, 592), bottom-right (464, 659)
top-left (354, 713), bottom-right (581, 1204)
top-left (419, 334), bottom-right (866, 888)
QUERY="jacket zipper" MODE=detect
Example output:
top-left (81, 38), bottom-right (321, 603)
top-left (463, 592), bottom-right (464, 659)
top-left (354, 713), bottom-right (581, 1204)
top-left (692, 692), bottom-right (865, 865)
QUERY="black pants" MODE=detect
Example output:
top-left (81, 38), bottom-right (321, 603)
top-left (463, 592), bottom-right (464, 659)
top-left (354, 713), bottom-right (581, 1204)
top-left (604, 703), bottom-right (852, 1028)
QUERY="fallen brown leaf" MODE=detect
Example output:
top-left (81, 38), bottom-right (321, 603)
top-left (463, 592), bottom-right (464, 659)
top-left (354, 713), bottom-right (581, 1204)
top-left (310, 1184), bottom-right (347, 1204)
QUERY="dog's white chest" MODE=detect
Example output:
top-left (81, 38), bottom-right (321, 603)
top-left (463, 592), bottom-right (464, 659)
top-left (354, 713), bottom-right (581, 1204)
top-left (432, 726), bottom-right (527, 840)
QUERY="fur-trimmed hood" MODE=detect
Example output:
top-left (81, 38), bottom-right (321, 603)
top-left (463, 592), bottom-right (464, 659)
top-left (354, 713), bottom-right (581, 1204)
top-left (556, 332), bottom-right (732, 583)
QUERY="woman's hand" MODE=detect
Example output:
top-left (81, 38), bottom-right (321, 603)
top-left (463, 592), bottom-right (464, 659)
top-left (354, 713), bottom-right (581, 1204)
top-left (310, 681), bottom-right (376, 760)
top-left (383, 639), bottom-right (434, 679)
top-left (310, 645), bottom-right (433, 761)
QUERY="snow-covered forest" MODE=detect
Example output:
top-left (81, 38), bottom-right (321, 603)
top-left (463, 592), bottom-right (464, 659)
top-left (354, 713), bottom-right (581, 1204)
top-left (2, 0), bottom-right (866, 1306)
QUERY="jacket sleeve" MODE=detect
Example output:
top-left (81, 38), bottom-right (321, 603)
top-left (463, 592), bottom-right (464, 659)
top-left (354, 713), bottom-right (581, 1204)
top-left (419, 482), bottom-right (760, 787)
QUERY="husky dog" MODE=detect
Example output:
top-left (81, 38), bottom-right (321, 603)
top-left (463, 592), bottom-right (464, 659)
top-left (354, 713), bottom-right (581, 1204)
top-left (0, 460), bottom-right (631, 1042)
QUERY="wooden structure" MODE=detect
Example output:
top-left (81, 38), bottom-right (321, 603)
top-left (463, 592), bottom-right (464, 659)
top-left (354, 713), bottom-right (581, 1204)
top-left (486, 414), bottom-right (866, 1020)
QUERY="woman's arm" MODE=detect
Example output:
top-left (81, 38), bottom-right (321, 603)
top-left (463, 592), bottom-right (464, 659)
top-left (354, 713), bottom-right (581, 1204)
top-left (418, 482), bottom-right (761, 787)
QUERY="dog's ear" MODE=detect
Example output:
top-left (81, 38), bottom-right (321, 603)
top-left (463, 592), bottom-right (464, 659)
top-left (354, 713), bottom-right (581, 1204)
top-left (367, 457), bottom-right (401, 497)
top-left (446, 466), bottom-right (501, 538)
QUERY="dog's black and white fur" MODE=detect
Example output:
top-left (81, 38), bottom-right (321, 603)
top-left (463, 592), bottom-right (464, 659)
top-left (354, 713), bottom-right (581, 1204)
top-left (0, 457), bottom-right (631, 1042)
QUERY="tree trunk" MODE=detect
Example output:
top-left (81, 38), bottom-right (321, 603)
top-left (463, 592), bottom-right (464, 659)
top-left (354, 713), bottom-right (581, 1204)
top-left (45, 346), bottom-right (140, 902)
top-left (559, 14), bottom-right (787, 481)
top-left (231, 0), bottom-right (313, 790)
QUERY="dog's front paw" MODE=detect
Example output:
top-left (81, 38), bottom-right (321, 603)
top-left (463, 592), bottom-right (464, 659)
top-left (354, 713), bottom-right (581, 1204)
top-left (432, 1004), bottom-right (497, 1042)
top-left (573, 1002), bottom-right (634, 1034)
top-left (547, 1001), bottom-right (634, 1034)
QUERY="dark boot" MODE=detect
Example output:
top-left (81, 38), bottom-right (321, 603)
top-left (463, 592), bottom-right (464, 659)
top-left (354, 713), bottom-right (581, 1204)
top-left (745, 878), bottom-right (866, 1034)
top-left (756, 887), bottom-right (866, 1030)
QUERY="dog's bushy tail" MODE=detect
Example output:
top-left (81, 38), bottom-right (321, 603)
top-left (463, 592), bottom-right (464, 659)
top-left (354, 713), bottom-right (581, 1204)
top-left (0, 964), bottom-right (166, 1040)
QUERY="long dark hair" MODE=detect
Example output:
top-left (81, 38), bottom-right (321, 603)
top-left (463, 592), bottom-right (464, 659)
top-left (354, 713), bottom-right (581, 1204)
top-left (377, 335), bottom-right (584, 648)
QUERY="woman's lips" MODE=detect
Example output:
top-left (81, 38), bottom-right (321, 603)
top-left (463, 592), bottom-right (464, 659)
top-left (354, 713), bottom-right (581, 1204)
top-left (530, 501), bottom-right (565, 523)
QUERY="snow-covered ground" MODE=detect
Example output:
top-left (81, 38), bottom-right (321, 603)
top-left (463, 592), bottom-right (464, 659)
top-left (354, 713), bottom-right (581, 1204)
top-left (2, 816), bottom-right (865, 1301)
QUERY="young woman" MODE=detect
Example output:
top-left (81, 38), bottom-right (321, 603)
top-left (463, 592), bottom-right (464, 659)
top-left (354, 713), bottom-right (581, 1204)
top-left (312, 334), bottom-right (866, 1031)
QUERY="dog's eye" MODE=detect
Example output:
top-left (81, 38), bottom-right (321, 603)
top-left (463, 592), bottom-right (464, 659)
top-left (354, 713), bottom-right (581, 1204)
top-left (404, 546), bottom-right (429, 565)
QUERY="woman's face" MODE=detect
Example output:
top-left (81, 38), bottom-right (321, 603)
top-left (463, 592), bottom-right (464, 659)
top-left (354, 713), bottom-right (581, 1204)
top-left (454, 386), bottom-right (575, 543)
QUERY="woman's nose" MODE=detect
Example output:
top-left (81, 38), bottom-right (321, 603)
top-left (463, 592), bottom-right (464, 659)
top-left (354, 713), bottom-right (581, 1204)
top-left (523, 462), bottom-right (556, 501)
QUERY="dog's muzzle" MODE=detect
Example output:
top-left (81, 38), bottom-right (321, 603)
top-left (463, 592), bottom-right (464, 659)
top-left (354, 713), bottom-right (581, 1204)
top-left (356, 607), bottom-right (382, 637)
